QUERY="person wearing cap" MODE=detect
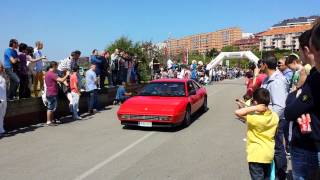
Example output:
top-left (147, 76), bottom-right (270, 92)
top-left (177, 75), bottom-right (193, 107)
top-left (3, 39), bottom-right (20, 100)
top-left (260, 55), bottom-right (289, 180)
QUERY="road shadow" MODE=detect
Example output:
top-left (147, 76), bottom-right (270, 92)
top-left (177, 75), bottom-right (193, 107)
top-left (214, 82), bottom-right (245, 86)
top-left (0, 106), bottom-right (114, 139)
top-left (0, 125), bottom-right (43, 139)
top-left (122, 108), bottom-right (209, 133)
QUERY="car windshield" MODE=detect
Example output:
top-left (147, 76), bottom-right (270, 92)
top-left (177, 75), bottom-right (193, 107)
top-left (139, 82), bottom-right (186, 97)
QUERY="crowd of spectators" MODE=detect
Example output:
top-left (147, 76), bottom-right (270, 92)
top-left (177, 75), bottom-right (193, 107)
top-left (0, 40), bottom-right (143, 130)
top-left (235, 21), bottom-right (320, 180)
top-left (150, 58), bottom-right (244, 86)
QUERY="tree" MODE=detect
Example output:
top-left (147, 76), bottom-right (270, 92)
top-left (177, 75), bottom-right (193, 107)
top-left (106, 36), bottom-right (133, 54)
top-left (206, 48), bottom-right (219, 58)
top-left (221, 45), bottom-right (240, 52)
top-left (106, 37), bottom-right (154, 81)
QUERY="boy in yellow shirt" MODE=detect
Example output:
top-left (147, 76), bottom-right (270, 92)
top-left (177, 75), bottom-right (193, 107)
top-left (235, 88), bottom-right (279, 180)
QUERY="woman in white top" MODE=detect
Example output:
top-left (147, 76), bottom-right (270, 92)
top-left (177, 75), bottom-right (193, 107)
top-left (0, 63), bottom-right (7, 134)
top-left (26, 46), bottom-right (46, 93)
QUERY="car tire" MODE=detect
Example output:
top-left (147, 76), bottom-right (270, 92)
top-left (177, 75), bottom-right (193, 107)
top-left (183, 106), bottom-right (192, 127)
top-left (201, 96), bottom-right (208, 112)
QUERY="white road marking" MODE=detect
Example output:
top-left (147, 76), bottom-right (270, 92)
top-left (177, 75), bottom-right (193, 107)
top-left (74, 132), bottom-right (155, 180)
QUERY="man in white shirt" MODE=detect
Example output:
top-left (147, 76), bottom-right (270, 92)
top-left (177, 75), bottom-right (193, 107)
top-left (57, 50), bottom-right (81, 76)
top-left (167, 59), bottom-right (173, 69)
top-left (110, 49), bottom-right (119, 86)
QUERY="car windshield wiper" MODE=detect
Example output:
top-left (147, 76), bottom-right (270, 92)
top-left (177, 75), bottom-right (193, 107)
top-left (139, 92), bottom-right (160, 96)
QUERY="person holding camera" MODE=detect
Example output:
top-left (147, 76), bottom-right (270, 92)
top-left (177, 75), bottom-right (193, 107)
top-left (110, 49), bottom-right (120, 86)
top-left (90, 49), bottom-right (106, 88)
top-left (235, 88), bottom-right (279, 180)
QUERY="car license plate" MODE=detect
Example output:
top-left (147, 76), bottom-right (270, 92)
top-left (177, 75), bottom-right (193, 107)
top-left (138, 122), bottom-right (152, 127)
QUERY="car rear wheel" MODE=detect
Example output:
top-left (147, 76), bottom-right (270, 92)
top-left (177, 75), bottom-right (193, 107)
top-left (201, 96), bottom-right (208, 112)
top-left (183, 106), bottom-right (192, 127)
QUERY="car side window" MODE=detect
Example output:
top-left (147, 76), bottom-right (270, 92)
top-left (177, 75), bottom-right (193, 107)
top-left (192, 81), bottom-right (200, 90)
top-left (187, 81), bottom-right (195, 95)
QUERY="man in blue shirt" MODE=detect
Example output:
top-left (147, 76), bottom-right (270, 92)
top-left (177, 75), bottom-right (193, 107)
top-left (115, 81), bottom-right (132, 104)
top-left (4, 39), bottom-right (20, 100)
top-left (90, 49), bottom-right (106, 88)
top-left (278, 58), bottom-right (293, 85)
top-left (85, 64), bottom-right (98, 114)
top-left (261, 56), bottom-right (289, 180)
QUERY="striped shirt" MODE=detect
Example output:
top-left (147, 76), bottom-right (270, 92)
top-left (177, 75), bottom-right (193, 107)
top-left (57, 57), bottom-right (72, 72)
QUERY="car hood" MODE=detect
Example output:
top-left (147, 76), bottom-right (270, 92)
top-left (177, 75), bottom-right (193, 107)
top-left (118, 96), bottom-right (187, 115)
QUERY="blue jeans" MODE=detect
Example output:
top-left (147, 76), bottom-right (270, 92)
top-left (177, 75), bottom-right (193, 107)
top-left (291, 147), bottom-right (320, 180)
top-left (46, 96), bottom-right (57, 112)
top-left (274, 119), bottom-right (287, 180)
top-left (111, 70), bottom-right (117, 86)
top-left (5, 68), bottom-right (20, 99)
top-left (87, 90), bottom-right (98, 111)
top-left (71, 92), bottom-right (80, 118)
top-left (248, 162), bottom-right (271, 180)
top-left (123, 68), bottom-right (128, 83)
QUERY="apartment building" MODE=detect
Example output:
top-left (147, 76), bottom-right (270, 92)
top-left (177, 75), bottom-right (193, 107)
top-left (233, 34), bottom-right (261, 51)
top-left (166, 27), bottom-right (242, 56)
top-left (259, 16), bottom-right (317, 51)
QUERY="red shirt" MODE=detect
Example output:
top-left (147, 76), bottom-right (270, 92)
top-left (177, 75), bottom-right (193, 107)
top-left (246, 78), bottom-right (254, 96)
top-left (45, 71), bottom-right (58, 97)
top-left (255, 74), bottom-right (267, 88)
top-left (70, 73), bottom-right (79, 93)
top-left (246, 74), bottom-right (267, 97)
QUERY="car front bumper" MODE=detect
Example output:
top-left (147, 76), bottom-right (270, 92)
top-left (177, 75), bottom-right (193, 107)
top-left (120, 121), bottom-right (182, 128)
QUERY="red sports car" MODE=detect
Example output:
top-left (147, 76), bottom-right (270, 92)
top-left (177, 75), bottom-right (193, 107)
top-left (117, 79), bottom-right (208, 128)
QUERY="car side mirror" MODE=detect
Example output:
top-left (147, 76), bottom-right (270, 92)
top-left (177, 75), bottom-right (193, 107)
top-left (189, 90), bottom-right (196, 96)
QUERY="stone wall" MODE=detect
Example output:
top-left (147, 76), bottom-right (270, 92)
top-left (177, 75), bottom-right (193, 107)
top-left (4, 84), bottom-right (145, 130)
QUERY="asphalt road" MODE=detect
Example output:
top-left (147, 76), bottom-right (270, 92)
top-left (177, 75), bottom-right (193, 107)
top-left (0, 78), bottom-right (250, 180)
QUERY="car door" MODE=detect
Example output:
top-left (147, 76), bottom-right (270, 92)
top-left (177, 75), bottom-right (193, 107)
top-left (191, 80), bottom-right (203, 110)
top-left (187, 81), bottom-right (198, 113)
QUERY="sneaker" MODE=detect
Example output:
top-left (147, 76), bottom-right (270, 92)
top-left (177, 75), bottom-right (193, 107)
top-left (76, 117), bottom-right (82, 120)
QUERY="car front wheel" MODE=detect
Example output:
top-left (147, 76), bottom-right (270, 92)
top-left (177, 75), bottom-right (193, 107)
top-left (201, 96), bottom-right (208, 112)
top-left (183, 106), bottom-right (192, 127)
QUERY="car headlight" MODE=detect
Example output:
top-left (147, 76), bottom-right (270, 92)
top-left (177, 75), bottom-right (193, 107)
top-left (158, 116), bottom-right (171, 121)
top-left (120, 114), bottom-right (130, 119)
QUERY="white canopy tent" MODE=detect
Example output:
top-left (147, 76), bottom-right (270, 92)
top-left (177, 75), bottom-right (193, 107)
top-left (206, 51), bottom-right (259, 70)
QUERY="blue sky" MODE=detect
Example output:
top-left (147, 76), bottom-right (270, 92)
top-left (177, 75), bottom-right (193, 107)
top-left (0, 0), bottom-right (319, 60)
